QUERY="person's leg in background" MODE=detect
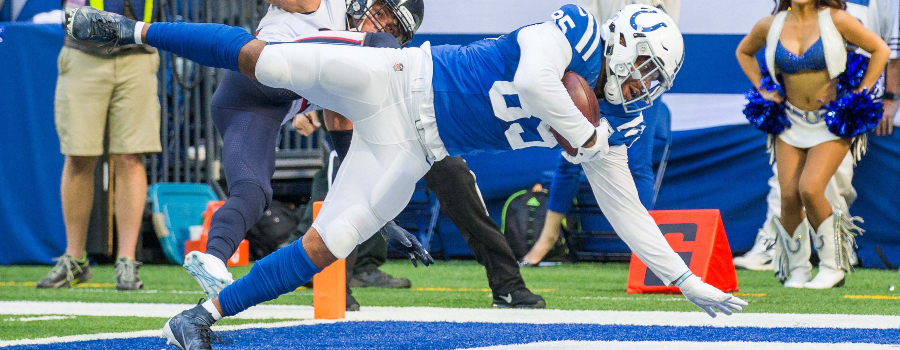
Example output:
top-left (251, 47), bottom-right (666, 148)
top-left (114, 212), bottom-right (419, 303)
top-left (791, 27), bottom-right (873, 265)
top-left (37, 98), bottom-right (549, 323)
top-left (39, 46), bottom-right (112, 288)
top-left (521, 155), bottom-right (580, 266)
top-left (735, 153), bottom-right (856, 271)
top-left (801, 140), bottom-right (855, 289)
top-left (285, 140), bottom-right (330, 244)
top-left (352, 234), bottom-right (411, 288)
top-left (423, 157), bottom-right (545, 308)
top-left (104, 50), bottom-right (162, 290)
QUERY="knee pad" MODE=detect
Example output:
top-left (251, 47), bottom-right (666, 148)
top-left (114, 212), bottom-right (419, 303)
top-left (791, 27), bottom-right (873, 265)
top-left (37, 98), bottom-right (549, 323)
top-left (318, 205), bottom-right (372, 259)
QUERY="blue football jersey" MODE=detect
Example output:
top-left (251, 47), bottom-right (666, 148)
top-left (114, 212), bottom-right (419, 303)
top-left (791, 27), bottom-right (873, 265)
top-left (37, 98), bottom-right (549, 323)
top-left (429, 5), bottom-right (643, 156)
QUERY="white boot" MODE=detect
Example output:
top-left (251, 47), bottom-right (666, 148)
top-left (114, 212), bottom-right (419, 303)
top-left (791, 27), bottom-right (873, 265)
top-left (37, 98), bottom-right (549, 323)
top-left (734, 222), bottom-right (776, 271)
top-left (804, 211), bottom-right (863, 289)
top-left (773, 218), bottom-right (811, 288)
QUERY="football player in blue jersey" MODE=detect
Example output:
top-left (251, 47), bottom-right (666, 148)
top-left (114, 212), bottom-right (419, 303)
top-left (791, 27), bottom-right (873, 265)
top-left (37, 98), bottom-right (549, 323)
top-left (67, 4), bottom-right (747, 348)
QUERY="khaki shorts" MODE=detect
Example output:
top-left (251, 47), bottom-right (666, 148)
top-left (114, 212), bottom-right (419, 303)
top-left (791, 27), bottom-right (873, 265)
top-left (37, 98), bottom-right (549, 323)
top-left (54, 46), bottom-right (162, 156)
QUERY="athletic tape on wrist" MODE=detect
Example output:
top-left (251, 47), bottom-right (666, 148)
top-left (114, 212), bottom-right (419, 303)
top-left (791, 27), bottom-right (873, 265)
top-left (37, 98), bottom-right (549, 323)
top-left (673, 270), bottom-right (693, 287)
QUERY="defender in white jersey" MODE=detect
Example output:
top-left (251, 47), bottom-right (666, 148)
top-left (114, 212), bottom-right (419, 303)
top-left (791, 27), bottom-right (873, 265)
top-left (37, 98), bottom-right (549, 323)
top-left (67, 4), bottom-right (747, 348)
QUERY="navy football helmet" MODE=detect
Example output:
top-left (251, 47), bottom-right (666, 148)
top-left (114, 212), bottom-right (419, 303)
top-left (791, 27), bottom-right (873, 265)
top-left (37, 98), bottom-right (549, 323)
top-left (347, 0), bottom-right (424, 46)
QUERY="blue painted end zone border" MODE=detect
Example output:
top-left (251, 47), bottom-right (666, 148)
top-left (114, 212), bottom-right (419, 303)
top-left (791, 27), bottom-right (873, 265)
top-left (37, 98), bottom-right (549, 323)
top-left (7, 322), bottom-right (900, 350)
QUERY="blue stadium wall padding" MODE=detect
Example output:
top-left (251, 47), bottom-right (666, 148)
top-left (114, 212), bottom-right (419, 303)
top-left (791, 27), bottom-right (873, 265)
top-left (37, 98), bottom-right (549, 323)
top-left (0, 23), bottom-right (66, 265)
top-left (149, 183), bottom-right (218, 264)
top-left (851, 132), bottom-right (900, 268)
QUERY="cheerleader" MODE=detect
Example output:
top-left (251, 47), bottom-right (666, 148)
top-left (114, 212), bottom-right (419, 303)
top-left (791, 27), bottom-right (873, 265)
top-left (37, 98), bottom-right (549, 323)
top-left (736, 0), bottom-right (889, 289)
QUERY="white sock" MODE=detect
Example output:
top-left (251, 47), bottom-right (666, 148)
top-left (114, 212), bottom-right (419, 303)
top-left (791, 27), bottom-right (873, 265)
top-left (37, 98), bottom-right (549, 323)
top-left (201, 299), bottom-right (223, 321)
top-left (134, 22), bottom-right (146, 45)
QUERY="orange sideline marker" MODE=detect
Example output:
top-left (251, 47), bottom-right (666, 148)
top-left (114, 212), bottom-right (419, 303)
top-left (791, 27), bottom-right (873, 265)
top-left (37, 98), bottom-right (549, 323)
top-left (311, 201), bottom-right (346, 319)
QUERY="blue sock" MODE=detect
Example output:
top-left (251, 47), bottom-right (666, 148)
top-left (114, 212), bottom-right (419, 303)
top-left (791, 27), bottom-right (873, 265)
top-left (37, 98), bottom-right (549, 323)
top-left (145, 22), bottom-right (255, 72)
top-left (218, 238), bottom-right (322, 317)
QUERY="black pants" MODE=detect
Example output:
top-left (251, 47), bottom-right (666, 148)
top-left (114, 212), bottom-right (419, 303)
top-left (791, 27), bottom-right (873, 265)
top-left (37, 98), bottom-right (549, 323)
top-left (423, 156), bottom-right (526, 295)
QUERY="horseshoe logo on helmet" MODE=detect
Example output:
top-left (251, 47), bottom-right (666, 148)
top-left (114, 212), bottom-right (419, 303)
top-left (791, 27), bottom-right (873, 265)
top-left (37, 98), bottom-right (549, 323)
top-left (630, 9), bottom-right (667, 32)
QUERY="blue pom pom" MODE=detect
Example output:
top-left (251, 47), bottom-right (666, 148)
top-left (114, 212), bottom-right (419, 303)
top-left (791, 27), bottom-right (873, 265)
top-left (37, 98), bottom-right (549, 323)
top-left (837, 53), bottom-right (869, 94)
top-left (824, 89), bottom-right (883, 138)
top-left (744, 66), bottom-right (789, 134)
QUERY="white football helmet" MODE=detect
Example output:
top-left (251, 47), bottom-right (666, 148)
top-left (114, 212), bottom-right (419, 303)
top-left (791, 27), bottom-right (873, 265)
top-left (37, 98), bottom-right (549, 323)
top-left (601, 4), bottom-right (684, 112)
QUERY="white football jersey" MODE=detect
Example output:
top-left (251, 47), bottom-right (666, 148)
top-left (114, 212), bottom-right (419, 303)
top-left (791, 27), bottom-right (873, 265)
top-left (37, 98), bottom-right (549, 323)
top-left (845, 0), bottom-right (893, 43)
top-left (255, 0), bottom-right (348, 42)
top-left (256, 0), bottom-right (348, 122)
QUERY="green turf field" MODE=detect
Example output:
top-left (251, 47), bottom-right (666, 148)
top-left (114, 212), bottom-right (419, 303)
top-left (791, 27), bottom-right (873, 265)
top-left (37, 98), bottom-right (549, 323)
top-left (1, 261), bottom-right (899, 341)
top-left (0, 315), bottom-right (293, 341)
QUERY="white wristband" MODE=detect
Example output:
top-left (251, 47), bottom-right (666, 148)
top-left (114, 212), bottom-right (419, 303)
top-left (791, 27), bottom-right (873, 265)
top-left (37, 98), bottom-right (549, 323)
top-left (134, 22), bottom-right (146, 45)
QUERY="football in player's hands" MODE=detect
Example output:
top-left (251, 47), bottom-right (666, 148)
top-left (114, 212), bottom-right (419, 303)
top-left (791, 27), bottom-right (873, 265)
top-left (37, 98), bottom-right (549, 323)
top-left (551, 71), bottom-right (601, 156)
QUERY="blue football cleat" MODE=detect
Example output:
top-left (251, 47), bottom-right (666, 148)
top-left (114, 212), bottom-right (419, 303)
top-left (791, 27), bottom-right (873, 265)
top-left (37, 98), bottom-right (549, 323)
top-left (65, 6), bottom-right (137, 46)
top-left (162, 302), bottom-right (218, 350)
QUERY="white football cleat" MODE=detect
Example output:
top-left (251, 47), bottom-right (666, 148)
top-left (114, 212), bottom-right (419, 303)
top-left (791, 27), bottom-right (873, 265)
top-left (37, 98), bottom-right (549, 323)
top-left (733, 230), bottom-right (775, 271)
top-left (183, 251), bottom-right (234, 299)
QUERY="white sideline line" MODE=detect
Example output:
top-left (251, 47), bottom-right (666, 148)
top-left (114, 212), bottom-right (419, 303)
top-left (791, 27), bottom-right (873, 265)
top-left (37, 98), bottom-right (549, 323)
top-left (2, 301), bottom-right (900, 347)
top-left (2, 316), bottom-right (74, 322)
top-left (464, 341), bottom-right (900, 350)
top-left (3, 301), bottom-right (900, 329)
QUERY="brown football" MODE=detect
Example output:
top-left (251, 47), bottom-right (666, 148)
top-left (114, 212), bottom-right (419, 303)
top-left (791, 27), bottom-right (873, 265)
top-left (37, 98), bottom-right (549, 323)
top-left (551, 71), bottom-right (601, 156)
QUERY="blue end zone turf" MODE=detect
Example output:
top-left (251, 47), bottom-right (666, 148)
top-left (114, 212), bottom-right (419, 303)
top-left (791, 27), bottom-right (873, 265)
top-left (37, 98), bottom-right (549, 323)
top-left (7, 322), bottom-right (900, 349)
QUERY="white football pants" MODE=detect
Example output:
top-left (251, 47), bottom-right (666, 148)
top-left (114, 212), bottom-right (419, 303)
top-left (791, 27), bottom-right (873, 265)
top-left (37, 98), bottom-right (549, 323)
top-left (255, 36), bottom-right (433, 259)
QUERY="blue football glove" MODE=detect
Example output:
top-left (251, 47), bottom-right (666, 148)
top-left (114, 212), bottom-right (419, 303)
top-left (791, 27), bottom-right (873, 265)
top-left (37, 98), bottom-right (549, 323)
top-left (379, 221), bottom-right (434, 267)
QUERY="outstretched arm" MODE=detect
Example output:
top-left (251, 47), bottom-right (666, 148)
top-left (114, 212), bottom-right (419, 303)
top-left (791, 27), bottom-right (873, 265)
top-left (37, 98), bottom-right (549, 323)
top-left (581, 149), bottom-right (747, 317)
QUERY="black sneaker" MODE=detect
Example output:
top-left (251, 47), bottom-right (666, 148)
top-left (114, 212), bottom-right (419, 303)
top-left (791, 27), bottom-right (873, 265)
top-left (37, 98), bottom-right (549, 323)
top-left (162, 301), bottom-right (218, 350)
top-left (346, 292), bottom-right (360, 312)
top-left (492, 289), bottom-right (546, 309)
top-left (36, 254), bottom-right (92, 289)
top-left (115, 257), bottom-right (144, 291)
top-left (65, 6), bottom-right (136, 46)
top-left (350, 269), bottom-right (411, 289)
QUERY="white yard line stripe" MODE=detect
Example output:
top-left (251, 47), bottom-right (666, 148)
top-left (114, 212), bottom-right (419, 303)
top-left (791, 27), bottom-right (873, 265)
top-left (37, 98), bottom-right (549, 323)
top-left (464, 341), bottom-right (900, 350)
top-left (2, 316), bottom-right (75, 322)
top-left (2, 301), bottom-right (900, 330)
